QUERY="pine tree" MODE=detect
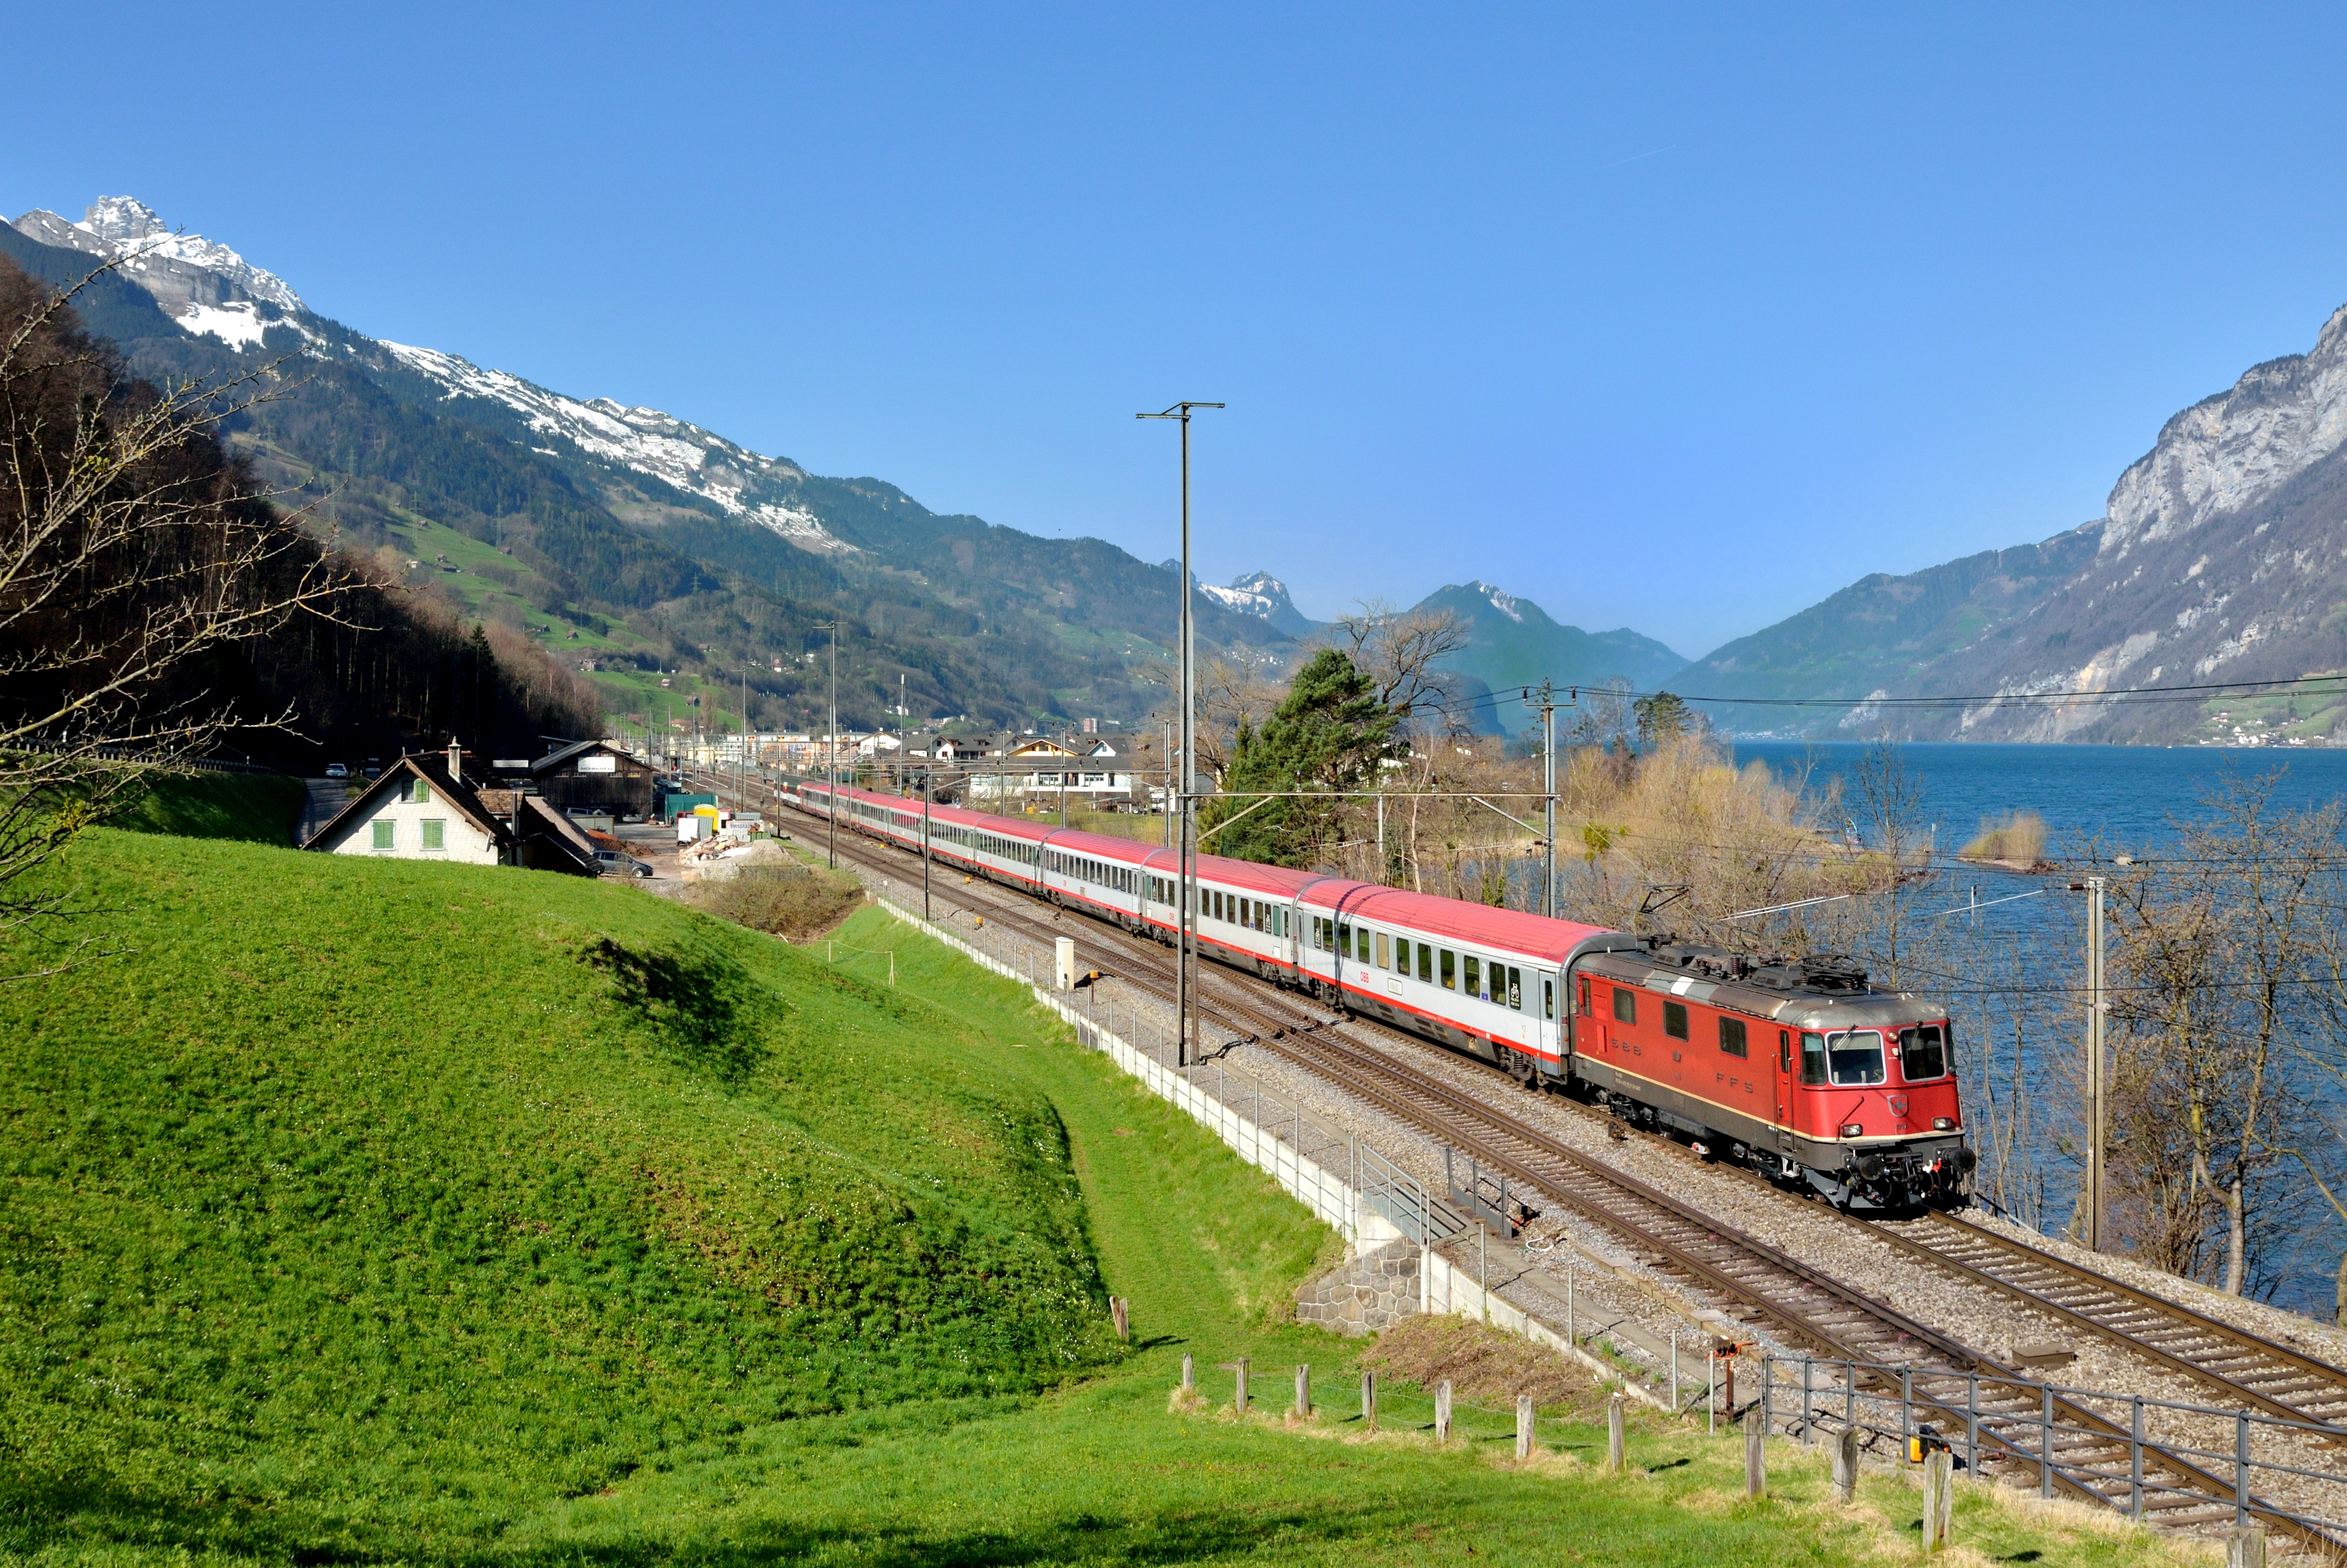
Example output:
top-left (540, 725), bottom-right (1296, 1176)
top-left (1204, 648), bottom-right (1399, 867)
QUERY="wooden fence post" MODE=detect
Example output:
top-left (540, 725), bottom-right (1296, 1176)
top-left (1833, 1427), bottom-right (1860, 1504)
top-left (1435, 1380), bottom-right (1452, 1444)
top-left (1607, 1394), bottom-right (1626, 1472)
top-left (1180, 1353), bottom-right (1193, 1393)
top-left (2227, 1526), bottom-right (2268, 1568)
top-left (1361, 1369), bottom-right (1377, 1432)
top-left (1516, 1395), bottom-right (1534, 1460)
top-left (1232, 1357), bottom-right (1250, 1413)
top-left (1295, 1365), bottom-right (1311, 1418)
top-left (1744, 1406), bottom-right (1765, 1498)
top-left (1110, 1296), bottom-right (1129, 1340)
top-left (1920, 1450), bottom-right (1953, 1552)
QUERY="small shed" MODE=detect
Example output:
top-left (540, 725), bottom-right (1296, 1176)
top-left (532, 739), bottom-right (657, 820)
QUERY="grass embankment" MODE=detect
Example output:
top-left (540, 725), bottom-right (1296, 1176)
top-left (0, 832), bottom-right (2205, 1565)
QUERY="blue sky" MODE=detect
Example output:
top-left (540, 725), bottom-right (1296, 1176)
top-left (10, 3), bottom-right (2347, 659)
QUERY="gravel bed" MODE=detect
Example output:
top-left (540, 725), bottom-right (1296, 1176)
top-left (835, 846), bottom-right (2347, 1534)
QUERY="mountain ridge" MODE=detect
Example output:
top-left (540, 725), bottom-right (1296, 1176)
top-left (1672, 301), bottom-right (2347, 746)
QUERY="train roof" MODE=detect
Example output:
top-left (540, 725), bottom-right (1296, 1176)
top-left (1307, 882), bottom-right (1626, 965)
top-left (815, 781), bottom-right (1624, 962)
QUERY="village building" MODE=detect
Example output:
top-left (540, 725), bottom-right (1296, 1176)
top-left (531, 739), bottom-right (658, 820)
top-left (304, 747), bottom-right (602, 875)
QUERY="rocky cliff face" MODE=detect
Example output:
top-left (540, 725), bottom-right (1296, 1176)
top-left (1679, 301), bottom-right (2347, 745)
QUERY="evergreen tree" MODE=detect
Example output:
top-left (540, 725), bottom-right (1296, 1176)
top-left (1203, 648), bottom-right (1399, 867)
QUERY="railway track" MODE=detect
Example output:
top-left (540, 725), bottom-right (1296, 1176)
top-left (742, 783), bottom-right (2344, 1544)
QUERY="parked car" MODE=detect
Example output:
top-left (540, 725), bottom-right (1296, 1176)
top-left (324, 763), bottom-right (349, 778)
top-left (592, 848), bottom-right (653, 879)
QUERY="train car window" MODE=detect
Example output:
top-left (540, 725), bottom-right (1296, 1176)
top-left (1507, 967), bottom-right (1522, 1010)
top-left (1899, 1024), bottom-right (1948, 1080)
top-left (1543, 977), bottom-right (1555, 1020)
top-left (1336, 922), bottom-right (1352, 955)
top-left (1440, 949), bottom-right (1456, 990)
top-left (1718, 1017), bottom-right (1748, 1058)
top-left (1826, 1029), bottom-right (1886, 1086)
top-left (1463, 955), bottom-right (1480, 996)
top-left (1394, 936), bottom-right (1409, 973)
top-left (1612, 987), bottom-right (1636, 1025)
top-left (1417, 944), bottom-right (1433, 984)
top-left (1663, 1000), bottom-right (1689, 1040)
top-left (1375, 932), bottom-right (1390, 968)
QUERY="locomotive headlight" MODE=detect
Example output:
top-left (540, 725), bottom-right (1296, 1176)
top-left (1839, 1123), bottom-right (1863, 1138)
top-left (1932, 1116), bottom-right (1955, 1131)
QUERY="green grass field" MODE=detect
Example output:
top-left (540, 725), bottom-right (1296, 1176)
top-left (0, 832), bottom-right (2205, 1566)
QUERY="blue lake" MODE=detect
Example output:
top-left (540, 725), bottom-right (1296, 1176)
top-left (1729, 741), bottom-right (2347, 856)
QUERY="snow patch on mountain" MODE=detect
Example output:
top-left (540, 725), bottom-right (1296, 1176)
top-left (377, 340), bottom-right (850, 549)
top-left (1198, 581), bottom-right (1275, 616)
top-left (1469, 580), bottom-right (1524, 622)
top-left (753, 503), bottom-right (856, 554)
top-left (177, 300), bottom-right (272, 351)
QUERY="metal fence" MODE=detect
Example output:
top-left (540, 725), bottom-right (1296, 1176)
top-left (1744, 1351), bottom-right (2345, 1547)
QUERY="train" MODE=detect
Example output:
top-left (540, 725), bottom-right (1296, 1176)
top-left (791, 778), bottom-right (1974, 1214)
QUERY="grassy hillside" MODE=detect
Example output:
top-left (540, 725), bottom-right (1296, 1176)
top-left (0, 832), bottom-right (1130, 1558)
top-left (0, 834), bottom-right (2206, 1565)
top-left (108, 775), bottom-right (308, 844)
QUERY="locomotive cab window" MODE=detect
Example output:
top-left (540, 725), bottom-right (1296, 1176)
top-left (1899, 1024), bottom-right (1948, 1080)
top-left (1663, 1000), bottom-right (1689, 1040)
top-left (1718, 1016), bottom-right (1748, 1058)
top-left (1826, 1029), bottom-right (1886, 1086)
top-left (1799, 1032), bottom-right (1828, 1084)
top-left (1611, 987), bottom-right (1636, 1025)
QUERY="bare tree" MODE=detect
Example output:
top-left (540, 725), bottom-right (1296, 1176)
top-left (1, 256), bottom-right (345, 965)
top-left (1329, 598), bottom-right (1469, 731)
top-left (2101, 777), bottom-right (2334, 1295)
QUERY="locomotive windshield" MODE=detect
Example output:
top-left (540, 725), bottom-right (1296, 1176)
top-left (1825, 1029), bottom-right (1886, 1086)
top-left (1898, 1023), bottom-right (1948, 1080)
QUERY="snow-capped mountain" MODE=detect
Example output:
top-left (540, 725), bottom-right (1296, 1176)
top-left (12, 198), bottom-right (305, 351)
top-left (1195, 571), bottom-right (1322, 637)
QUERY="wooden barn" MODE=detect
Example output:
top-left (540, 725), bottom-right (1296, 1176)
top-left (531, 740), bottom-right (657, 820)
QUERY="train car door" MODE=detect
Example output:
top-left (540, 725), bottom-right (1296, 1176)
top-left (1772, 1028), bottom-right (1796, 1152)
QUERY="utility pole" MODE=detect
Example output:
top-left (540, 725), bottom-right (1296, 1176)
top-left (816, 621), bottom-right (841, 868)
top-left (2090, 884), bottom-right (2108, 1252)
top-left (1521, 683), bottom-right (1570, 919)
top-left (1163, 721), bottom-right (1174, 848)
top-left (1138, 400), bottom-right (1222, 1069)
top-left (921, 767), bottom-right (933, 923)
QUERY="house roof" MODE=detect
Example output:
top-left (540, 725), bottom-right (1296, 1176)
top-left (302, 754), bottom-right (513, 852)
top-left (531, 738), bottom-right (640, 773)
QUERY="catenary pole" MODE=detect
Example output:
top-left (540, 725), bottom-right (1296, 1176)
top-left (2086, 873), bottom-right (2106, 1251)
top-left (1138, 400), bottom-right (1222, 1068)
top-left (921, 768), bottom-right (932, 922)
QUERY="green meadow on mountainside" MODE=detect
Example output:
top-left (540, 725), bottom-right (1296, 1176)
top-left (0, 826), bottom-right (2209, 1565)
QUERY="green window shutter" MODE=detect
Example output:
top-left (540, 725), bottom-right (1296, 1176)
top-left (371, 820), bottom-right (395, 850)
top-left (410, 779), bottom-right (431, 804)
top-left (421, 820), bottom-right (445, 850)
